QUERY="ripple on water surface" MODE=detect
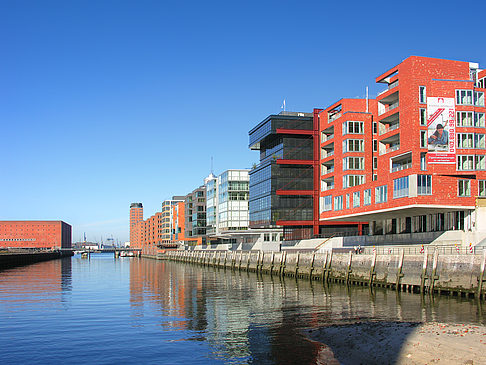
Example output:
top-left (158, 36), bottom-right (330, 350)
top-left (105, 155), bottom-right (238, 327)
top-left (0, 254), bottom-right (484, 364)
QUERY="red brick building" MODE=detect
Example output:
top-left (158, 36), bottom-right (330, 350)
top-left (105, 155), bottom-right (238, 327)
top-left (129, 203), bottom-right (143, 249)
top-left (318, 56), bottom-right (486, 242)
top-left (0, 221), bottom-right (72, 249)
top-left (130, 197), bottom-right (187, 255)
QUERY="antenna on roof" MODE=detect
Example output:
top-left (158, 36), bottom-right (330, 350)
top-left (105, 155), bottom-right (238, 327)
top-left (366, 86), bottom-right (369, 113)
top-left (281, 99), bottom-right (286, 112)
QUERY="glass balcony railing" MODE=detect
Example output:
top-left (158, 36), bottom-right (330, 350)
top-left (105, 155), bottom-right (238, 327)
top-left (378, 101), bottom-right (399, 116)
top-left (391, 162), bottom-right (412, 172)
top-left (381, 144), bottom-right (400, 155)
top-left (379, 123), bottom-right (400, 135)
top-left (328, 113), bottom-right (342, 123)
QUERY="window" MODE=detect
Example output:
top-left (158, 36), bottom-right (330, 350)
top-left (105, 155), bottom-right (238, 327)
top-left (343, 175), bottom-right (365, 189)
top-left (457, 133), bottom-right (474, 149)
top-left (476, 113), bottom-right (485, 128)
top-left (475, 91), bottom-right (485, 106)
top-left (476, 155), bottom-right (486, 170)
top-left (393, 176), bottom-right (409, 198)
top-left (334, 196), bottom-right (343, 211)
top-left (420, 152), bottom-right (427, 171)
top-left (457, 111), bottom-right (474, 127)
top-left (346, 194), bottom-right (350, 209)
top-left (373, 122), bottom-right (377, 134)
top-left (479, 180), bottom-right (486, 197)
top-left (421, 130), bottom-right (427, 148)
top-left (343, 156), bottom-right (364, 170)
top-left (343, 139), bottom-right (364, 153)
top-left (373, 173), bottom-right (377, 181)
top-left (373, 139), bottom-right (378, 152)
top-left (373, 157), bottom-right (377, 169)
top-left (417, 175), bottom-right (432, 195)
top-left (458, 179), bottom-right (471, 197)
top-left (475, 134), bottom-right (485, 149)
top-left (420, 108), bottom-right (427, 126)
top-left (353, 191), bottom-right (360, 208)
top-left (478, 77), bottom-right (486, 89)
top-left (419, 86), bottom-right (426, 104)
top-left (457, 155), bottom-right (474, 170)
top-left (375, 185), bottom-right (387, 203)
top-left (343, 121), bottom-right (364, 135)
top-left (364, 189), bottom-right (371, 205)
top-left (320, 195), bottom-right (332, 212)
top-left (456, 89), bottom-right (474, 105)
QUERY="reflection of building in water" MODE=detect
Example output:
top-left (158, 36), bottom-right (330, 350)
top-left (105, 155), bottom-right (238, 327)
top-left (0, 257), bottom-right (72, 307)
top-left (128, 260), bottom-right (324, 362)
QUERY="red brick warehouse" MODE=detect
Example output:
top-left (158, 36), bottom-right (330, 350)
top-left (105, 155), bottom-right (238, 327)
top-left (0, 221), bottom-right (72, 249)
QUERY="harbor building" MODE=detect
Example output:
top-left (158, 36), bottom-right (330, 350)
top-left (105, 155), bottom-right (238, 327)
top-left (184, 185), bottom-right (207, 246)
top-left (0, 221), bottom-right (72, 250)
top-left (249, 112), bottom-right (317, 240)
top-left (129, 203), bottom-right (143, 249)
top-left (205, 169), bottom-right (250, 237)
top-left (248, 111), bottom-right (361, 241)
top-left (317, 56), bottom-right (486, 246)
top-left (160, 196), bottom-right (186, 248)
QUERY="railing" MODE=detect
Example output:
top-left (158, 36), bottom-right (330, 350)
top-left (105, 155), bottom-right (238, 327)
top-left (391, 162), bottom-right (412, 172)
top-left (322, 133), bottom-right (334, 142)
top-left (379, 123), bottom-right (400, 135)
top-left (324, 184), bottom-right (334, 191)
top-left (380, 144), bottom-right (400, 155)
top-left (378, 101), bottom-right (399, 115)
top-left (377, 80), bottom-right (399, 96)
top-left (328, 113), bottom-right (342, 123)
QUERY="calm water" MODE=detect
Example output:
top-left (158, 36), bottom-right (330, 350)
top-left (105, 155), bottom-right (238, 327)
top-left (0, 253), bottom-right (485, 364)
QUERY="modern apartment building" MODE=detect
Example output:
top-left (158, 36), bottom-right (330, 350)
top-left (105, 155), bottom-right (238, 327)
top-left (205, 173), bottom-right (218, 235)
top-left (205, 170), bottom-right (250, 237)
top-left (0, 221), bottom-right (72, 249)
top-left (318, 56), bottom-right (486, 243)
top-left (161, 196), bottom-right (185, 247)
top-left (184, 185), bottom-right (207, 245)
top-left (248, 112), bottom-right (318, 240)
top-left (217, 169), bottom-right (250, 232)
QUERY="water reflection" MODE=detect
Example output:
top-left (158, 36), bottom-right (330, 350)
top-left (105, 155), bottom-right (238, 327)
top-left (0, 257), bottom-right (72, 310)
top-left (130, 259), bottom-right (485, 364)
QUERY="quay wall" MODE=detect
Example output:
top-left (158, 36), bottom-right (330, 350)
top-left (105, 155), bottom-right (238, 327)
top-left (160, 249), bottom-right (486, 298)
top-left (0, 251), bottom-right (74, 271)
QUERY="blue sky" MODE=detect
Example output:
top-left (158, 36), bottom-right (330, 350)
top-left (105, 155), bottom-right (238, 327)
top-left (1, 0), bottom-right (485, 243)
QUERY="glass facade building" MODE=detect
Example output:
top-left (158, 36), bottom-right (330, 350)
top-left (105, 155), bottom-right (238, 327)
top-left (249, 112), bottom-right (316, 233)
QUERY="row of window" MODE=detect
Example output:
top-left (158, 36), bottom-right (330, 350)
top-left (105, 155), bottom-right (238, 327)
top-left (0, 238), bottom-right (36, 241)
top-left (419, 87), bottom-right (485, 107)
top-left (321, 177), bottom-right (485, 213)
top-left (457, 155), bottom-right (486, 171)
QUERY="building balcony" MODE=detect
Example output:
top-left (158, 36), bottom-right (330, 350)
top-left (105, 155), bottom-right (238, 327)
top-left (377, 80), bottom-right (399, 96)
top-left (380, 144), bottom-right (401, 155)
top-left (391, 162), bottom-right (412, 172)
top-left (379, 122), bottom-right (400, 135)
top-left (328, 113), bottom-right (342, 123)
top-left (378, 101), bottom-right (399, 116)
top-left (321, 133), bottom-right (334, 143)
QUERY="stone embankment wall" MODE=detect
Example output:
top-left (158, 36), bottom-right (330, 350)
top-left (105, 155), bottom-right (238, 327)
top-left (161, 250), bottom-right (486, 298)
top-left (0, 251), bottom-right (73, 271)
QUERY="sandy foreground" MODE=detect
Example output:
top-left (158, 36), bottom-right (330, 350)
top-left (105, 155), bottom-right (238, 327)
top-left (303, 321), bottom-right (486, 364)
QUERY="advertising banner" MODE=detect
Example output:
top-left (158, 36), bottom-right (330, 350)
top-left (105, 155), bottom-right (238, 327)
top-left (427, 97), bottom-right (455, 164)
